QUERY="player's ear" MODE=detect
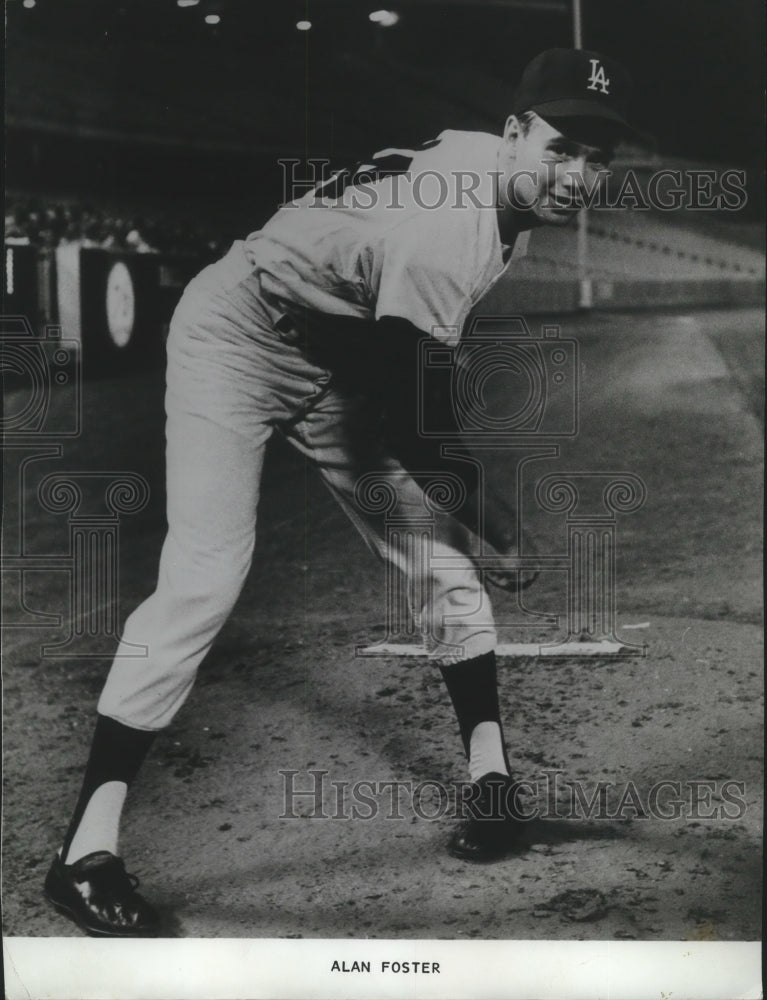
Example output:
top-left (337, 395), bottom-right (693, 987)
top-left (503, 115), bottom-right (520, 142)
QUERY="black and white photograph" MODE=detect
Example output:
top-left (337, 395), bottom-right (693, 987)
top-left (2, 1), bottom-right (763, 997)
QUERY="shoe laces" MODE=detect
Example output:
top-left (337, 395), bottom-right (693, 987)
top-left (86, 857), bottom-right (141, 898)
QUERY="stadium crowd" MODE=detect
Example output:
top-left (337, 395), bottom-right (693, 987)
top-left (5, 194), bottom-right (228, 258)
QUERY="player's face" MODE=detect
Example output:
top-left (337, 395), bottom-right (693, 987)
top-left (498, 113), bottom-right (613, 226)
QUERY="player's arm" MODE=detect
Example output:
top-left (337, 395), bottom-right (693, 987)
top-left (301, 313), bottom-right (524, 548)
top-left (300, 310), bottom-right (465, 465)
top-left (302, 312), bottom-right (537, 590)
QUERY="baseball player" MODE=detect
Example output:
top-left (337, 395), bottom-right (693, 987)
top-left (44, 48), bottom-right (637, 936)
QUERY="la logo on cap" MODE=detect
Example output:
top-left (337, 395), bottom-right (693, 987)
top-left (586, 58), bottom-right (610, 94)
top-left (511, 48), bottom-right (638, 137)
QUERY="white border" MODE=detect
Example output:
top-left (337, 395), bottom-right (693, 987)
top-left (3, 938), bottom-right (762, 1000)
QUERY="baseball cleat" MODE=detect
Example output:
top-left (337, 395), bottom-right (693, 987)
top-left (44, 851), bottom-right (160, 937)
top-left (449, 771), bottom-right (528, 862)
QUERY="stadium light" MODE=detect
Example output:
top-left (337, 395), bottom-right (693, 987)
top-left (369, 10), bottom-right (399, 27)
top-left (176, 0), bottom-right (200, 7)
top-left (204, 13), bottom-right (221, 24)
top-left (22, 0), bottom-right (37, 8)
top-left (296, 20), bottom-right (312, 30)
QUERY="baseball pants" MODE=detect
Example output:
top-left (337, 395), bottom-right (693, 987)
top-left (98, 241), bottom-right (497, 731)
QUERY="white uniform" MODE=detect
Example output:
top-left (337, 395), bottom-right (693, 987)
top-left (98, 130), bottom-right (529, 731)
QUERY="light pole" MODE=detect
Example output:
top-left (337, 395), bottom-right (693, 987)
top-left (572, 0), bottom-right (592, 308)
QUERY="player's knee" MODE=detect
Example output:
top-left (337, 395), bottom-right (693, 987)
top-left (426, 574), bottom-right (489, 618)
top-left (161, 549), bottom-right (251, 615)
top-left (202, 556), bottom-right (250, 605)
top-left (418, 577), bottom-right (495, 653)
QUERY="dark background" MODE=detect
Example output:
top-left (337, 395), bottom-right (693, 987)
top-left (6, 0), bottom-right (765, 216)
top-left (2, 0), bottom-right (764, 955)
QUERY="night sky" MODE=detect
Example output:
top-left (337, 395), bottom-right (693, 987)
top-left (6, 0), bottom-right (764, 192)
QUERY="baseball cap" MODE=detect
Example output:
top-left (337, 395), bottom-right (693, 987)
top-left (512, 48), bottom-right (637, 138)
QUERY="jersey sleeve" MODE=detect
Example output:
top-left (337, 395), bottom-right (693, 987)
top-left (369, 205), bottom-right (481, 340)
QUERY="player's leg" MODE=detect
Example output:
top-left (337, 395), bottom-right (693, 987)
top-left (45, 263), bottom-right (275, 935)
top-left (283, 389), bottom-right (520, 857)
top-left (56, 402), bottom-right (269, 849)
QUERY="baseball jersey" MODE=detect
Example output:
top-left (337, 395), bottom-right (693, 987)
top-left (244, 130), bottom-right (529, 344)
